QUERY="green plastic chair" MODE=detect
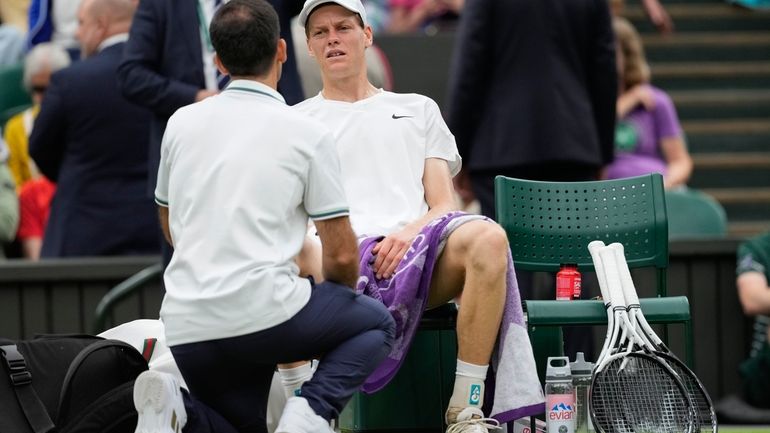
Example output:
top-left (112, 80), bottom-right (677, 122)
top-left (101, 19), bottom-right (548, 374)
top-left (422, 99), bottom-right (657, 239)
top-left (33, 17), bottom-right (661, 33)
top-left (494, 173), bottom-right (669, 297)
top-left (0, 63), bottom-right (32, 126)
top-left (666, 188), bottom-right (728, 240)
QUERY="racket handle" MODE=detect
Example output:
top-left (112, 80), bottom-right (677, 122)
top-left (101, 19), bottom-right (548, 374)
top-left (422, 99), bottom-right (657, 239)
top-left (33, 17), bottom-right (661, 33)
top-left (599, 246), bottom-right (626, 309)
top-left (588, 240), bottom-right (609, 304)
top-left (610, 242), bottom-right (640, 306)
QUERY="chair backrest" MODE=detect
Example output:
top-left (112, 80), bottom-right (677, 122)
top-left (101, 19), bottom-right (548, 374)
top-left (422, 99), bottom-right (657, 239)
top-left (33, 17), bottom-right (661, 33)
top-left (494, 173), bottom-right (669, 296)
top-left (665, 188), bottom-right (728, 240)
top-left (0, 63), bottom-right (31, 125)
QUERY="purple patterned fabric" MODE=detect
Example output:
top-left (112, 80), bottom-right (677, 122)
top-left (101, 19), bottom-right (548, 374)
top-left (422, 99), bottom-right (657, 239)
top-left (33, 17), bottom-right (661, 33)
top-left (355, 212), bottom-right (457, 392)
top-left (355, 212), bottom-right (545, 423)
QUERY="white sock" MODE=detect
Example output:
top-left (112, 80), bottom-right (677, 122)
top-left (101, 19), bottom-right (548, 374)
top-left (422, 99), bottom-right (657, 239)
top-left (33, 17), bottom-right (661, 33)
top-left (278, 363), bottom-right (313, 399)
top-left (448, 360), bottom-right (488, 411)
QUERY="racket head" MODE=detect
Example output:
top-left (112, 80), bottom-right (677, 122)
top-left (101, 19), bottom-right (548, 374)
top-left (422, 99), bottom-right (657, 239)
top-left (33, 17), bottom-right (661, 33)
top-left (654, 351), bottom-right (718, 433)
top-left (590, 352), bottom-right (696, 433)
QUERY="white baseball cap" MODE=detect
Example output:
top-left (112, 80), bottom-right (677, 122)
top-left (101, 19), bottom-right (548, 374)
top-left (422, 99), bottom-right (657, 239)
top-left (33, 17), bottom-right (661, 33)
top-left (298, 0), bottom-right (369, 29)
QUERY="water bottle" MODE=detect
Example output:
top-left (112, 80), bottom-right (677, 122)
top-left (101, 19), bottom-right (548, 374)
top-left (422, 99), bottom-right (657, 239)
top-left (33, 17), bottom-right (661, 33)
top-left (570, 352), bottom-right (594, 433)
top-left (556, 264), bottom-right (581, 301)
top-left (545, 356), bottom-right (575, 433)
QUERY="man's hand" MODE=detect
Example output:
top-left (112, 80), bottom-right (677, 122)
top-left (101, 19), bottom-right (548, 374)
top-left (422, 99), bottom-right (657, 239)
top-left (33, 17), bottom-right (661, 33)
top-left (372, 225), bottom-right (420, 279)
top-left (631, 84), bottom-right (656, 111)
top-left (453, 168), bottom-right (475, 208)
top-left (642, 0), bottom-right (674, 34)
top-left (195, 89), bottom-right (218, 102)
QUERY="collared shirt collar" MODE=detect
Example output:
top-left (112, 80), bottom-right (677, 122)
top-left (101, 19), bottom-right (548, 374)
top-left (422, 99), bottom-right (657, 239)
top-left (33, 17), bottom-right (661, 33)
top-left (97, 33), bottom-right (129, 52)
top-left (225, 79), bottom-right (286, 104)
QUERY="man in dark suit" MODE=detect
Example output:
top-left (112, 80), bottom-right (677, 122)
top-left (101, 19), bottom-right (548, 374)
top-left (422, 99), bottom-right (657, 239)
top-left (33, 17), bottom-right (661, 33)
top-left (447, 0), bottom-right (617, 219)
top-left (117, 0), bottom-right (304, 198)
top-left (446, 0), bottom-right (616, 359)
top-left (28, 0), bottom-right (159, 258)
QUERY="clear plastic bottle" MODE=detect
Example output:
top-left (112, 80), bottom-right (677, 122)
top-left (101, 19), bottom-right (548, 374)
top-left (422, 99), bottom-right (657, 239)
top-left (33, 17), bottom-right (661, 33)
top-left (545, 356), bottom-right (575, 433)
top-left (570, 352), bottom-right (594, 433)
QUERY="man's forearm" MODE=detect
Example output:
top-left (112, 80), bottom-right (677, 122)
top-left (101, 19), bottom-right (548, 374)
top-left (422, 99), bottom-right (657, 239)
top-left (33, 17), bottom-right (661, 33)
top-left (323, 253), bottom-right (359, 288)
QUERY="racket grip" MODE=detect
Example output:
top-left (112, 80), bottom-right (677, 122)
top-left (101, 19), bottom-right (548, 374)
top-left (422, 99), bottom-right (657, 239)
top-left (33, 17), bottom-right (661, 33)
top-left (610, 242), bottom-right (640, 306)
top-left (588, 240), bottom-right (609, 304)
top-left (599, 246), bottom-right (626, 309)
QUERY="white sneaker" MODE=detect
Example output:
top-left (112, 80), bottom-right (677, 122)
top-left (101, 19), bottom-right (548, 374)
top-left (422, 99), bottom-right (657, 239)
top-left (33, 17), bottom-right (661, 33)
top-left (275, 396), bottom-right (334, 433)
top-left (134, 370), bottom-right (187, 433)
top-left (445, 407), bottom-right (501, 433)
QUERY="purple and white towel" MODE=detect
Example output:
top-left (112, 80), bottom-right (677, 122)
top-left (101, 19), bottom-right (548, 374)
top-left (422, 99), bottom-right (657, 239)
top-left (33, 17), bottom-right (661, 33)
top-left (355, 212), bottom-right (545, 422)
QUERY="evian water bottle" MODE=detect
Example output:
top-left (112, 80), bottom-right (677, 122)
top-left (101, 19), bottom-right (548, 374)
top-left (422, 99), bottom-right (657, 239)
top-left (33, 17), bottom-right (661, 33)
top-left (545, 356), bottom-right (575, 433)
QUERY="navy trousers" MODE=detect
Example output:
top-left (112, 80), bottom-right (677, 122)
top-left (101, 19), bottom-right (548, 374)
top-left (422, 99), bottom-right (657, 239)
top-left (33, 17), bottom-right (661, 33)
top-left (172, 281), bottom-right (396, 433)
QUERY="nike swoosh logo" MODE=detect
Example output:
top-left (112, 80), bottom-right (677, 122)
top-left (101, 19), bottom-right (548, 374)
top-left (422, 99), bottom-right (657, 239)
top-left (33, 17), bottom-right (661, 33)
top-left (392, 114), bottom-right (414, 119)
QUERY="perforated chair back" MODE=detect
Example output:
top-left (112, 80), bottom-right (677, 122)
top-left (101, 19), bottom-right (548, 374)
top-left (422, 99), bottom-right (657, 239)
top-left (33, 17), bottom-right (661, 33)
top-left (494, 173), bottom-right (669, 296)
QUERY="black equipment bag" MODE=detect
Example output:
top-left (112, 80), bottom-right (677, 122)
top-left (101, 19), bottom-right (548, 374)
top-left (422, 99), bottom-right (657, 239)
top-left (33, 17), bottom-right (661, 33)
top-left (0, 334), bottom-right (149, 433)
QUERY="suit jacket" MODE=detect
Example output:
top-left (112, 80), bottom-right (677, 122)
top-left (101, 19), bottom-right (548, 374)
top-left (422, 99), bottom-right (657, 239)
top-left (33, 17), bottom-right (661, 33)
top-left (446, 0), bottom-right (616, 172)
top-left (28, 42), bottom-right (160, 257)
top-left (117, 0), bottom-right (304, 192)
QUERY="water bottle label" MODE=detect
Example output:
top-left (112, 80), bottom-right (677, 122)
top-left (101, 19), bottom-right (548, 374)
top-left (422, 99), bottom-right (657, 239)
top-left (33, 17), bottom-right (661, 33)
top-left (546, 393), bottom-right (576, 433)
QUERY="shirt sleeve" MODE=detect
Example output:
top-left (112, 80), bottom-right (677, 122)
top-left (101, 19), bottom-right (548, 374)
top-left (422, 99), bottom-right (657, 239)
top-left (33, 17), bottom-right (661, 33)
top-left (737, 241), bottom-right (767, 276)
top-left (154, 121), bottom-right (172, 207)
top-left (304, 131), bottom-right (349, 221)
top-left (653, 89), bottom-right (682, 141)
top-left (424, 98), bottom-right (462, 176)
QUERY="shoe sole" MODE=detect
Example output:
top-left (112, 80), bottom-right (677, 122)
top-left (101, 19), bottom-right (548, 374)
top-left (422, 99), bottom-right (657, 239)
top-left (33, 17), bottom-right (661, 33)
top-left (134, 372), bottom-right (183, 433)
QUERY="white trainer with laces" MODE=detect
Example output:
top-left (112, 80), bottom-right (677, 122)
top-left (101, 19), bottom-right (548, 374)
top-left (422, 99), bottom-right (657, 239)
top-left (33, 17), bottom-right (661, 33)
top-left (275, 396), bottom-right (334, 433)
top-left (134, 370), bottom-right (187, 433)
top-left (445, 407), bottom-right (501, 433)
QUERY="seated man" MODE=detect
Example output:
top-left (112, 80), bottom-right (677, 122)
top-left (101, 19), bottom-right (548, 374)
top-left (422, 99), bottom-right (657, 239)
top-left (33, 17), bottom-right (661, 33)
top-left (132, 1), bottom-right (395, 433)
top-left (736, 231), bottom-right (770, 409)
top-left (283, 1), bottom-right (545, 432)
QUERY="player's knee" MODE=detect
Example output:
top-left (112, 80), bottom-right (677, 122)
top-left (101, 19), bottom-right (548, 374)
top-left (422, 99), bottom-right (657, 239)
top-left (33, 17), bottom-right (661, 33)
top-left (467, 224), bottom-right (509, 272)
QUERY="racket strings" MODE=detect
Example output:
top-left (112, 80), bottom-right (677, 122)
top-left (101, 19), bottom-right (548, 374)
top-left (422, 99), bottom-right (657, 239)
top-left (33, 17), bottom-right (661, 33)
top-left (592, 357), bottom-right (692, 433)
top-left (664, 360), bottom-right (715, 432)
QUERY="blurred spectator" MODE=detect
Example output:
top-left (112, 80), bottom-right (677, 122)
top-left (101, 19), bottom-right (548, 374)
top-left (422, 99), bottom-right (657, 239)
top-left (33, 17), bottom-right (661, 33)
top-left (0, 0), bottom-right (31, 33)
top-left (28, 0), bottom-right (159, 258)
top-left (736, 231), bottom-right (770, 408)
top-left (388, 0), bottom-right (462, 33)
top-left (446, 0), bottom-right (616, 360)
top-left (605, 17), bottom-right (692, 189)
top-left (447, 0), bottom-right (616, 220)
top-left (4, 42), bottom-right (70, 189)
top-left (363, 0), bottom-right (390, 33)
top-left (118, 0), bottom-right (304, 265)
top-left (0, 135), bottom-right (19, 258)
top-left (610, 0), bottom-right (673, 34)
top-left (0, 24), bottom-right (25, 66)
top-left (27, 0), bottom-right (83, 58)
top-left (15, 161), bottom-right (54, 259)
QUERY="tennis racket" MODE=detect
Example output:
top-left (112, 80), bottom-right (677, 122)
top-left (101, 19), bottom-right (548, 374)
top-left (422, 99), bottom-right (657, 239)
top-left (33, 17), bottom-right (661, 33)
top-left (609, 242), bottom-right (717, 433)
top-left (589, 245), bottom-right (696, 433)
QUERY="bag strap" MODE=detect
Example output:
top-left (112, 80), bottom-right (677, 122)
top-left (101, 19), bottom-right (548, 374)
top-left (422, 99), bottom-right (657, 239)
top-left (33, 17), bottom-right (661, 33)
top-left (56, 339), bottom-right (147, 423)
top-left (0, 344), bottom-right (56, 433)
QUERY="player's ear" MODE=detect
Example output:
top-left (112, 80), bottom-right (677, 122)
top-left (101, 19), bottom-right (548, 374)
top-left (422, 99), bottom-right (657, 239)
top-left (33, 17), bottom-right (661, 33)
top-left (213, 53), bottom-right (229, 76)
top-left (364, 25), bottom-right (373, 48)
top-left (276, 38), bottom-right (288, 64)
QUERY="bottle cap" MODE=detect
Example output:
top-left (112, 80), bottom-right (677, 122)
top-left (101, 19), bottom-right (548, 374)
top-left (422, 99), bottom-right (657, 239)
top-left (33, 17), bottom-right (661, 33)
top-left (570, 352), bottom-right (594, 376)
top-left (546, 356), bottom-right (572, 381)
